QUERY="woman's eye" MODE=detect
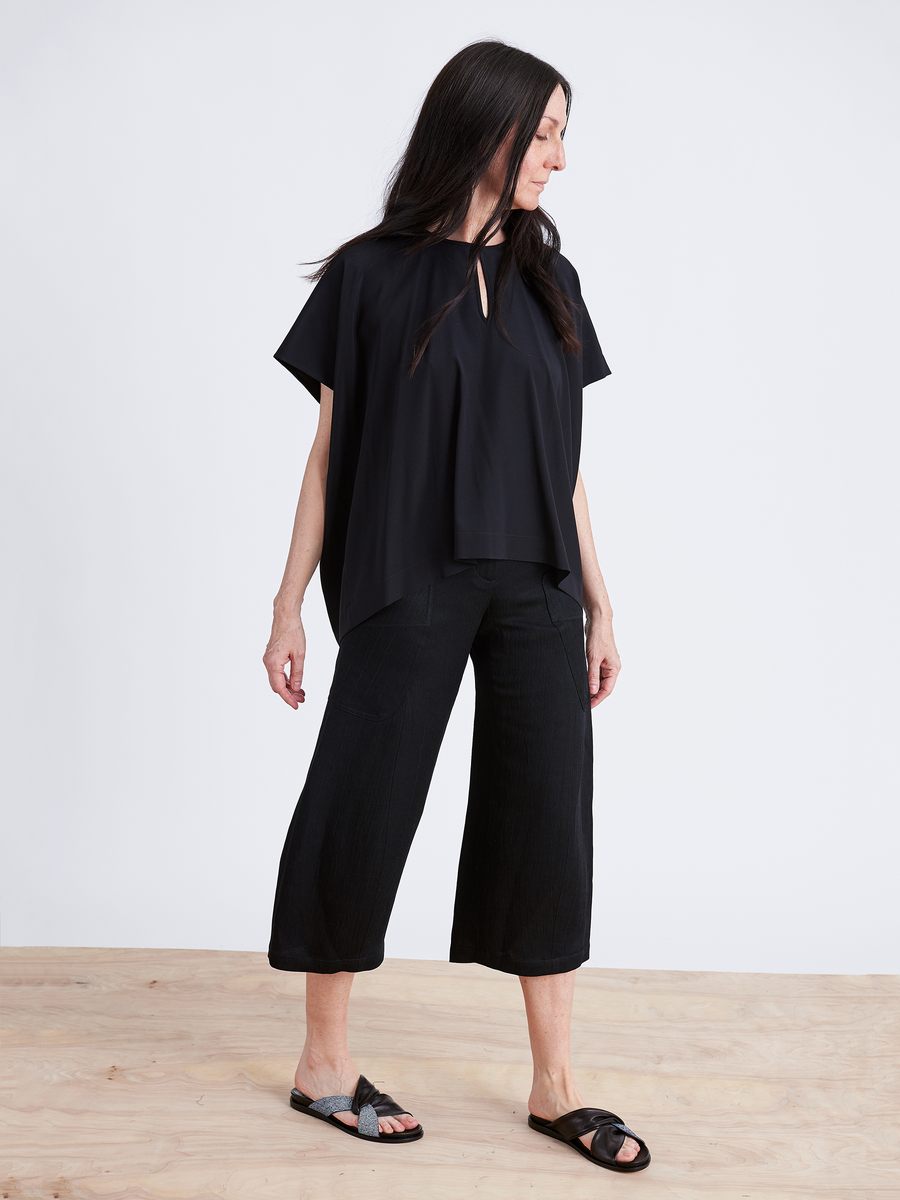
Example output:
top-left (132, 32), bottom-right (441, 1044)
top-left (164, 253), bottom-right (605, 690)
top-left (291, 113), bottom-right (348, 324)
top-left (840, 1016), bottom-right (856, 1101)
top-left (535, 134), bottom-right (548, 142)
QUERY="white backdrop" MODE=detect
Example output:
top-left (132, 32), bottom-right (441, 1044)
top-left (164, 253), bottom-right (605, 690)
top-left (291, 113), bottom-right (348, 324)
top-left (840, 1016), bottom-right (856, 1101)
top-left (2, 0), bottom-right (898, 974)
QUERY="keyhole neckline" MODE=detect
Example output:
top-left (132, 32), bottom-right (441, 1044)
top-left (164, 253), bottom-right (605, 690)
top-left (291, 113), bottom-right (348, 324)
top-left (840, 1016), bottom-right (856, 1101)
top-left (475, 257), bottom-right (490, 322)
top-left (437, 238), bottom-right (501, 322)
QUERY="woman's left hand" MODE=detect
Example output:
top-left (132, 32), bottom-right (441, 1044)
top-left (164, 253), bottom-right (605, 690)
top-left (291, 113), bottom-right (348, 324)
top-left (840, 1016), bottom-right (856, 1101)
top-left (585, 617), bottom-right (621, 707)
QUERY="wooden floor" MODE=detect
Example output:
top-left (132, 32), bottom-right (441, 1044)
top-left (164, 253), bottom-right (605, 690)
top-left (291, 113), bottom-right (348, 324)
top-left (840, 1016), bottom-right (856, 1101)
top-left (1, 949), bottom-right (897, 1199)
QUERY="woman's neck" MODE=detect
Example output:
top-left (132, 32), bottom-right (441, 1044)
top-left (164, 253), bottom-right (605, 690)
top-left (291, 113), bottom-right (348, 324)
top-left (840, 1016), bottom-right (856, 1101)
top-left (433, 202), bottom-right (507, 245)
top-left (445, 224), bottom-right (506, 245)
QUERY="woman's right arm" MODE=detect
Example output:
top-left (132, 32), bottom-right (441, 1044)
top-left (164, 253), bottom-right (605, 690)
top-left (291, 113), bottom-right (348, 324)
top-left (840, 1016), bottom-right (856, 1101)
top-left (262, 383), bottom-right (334, 708)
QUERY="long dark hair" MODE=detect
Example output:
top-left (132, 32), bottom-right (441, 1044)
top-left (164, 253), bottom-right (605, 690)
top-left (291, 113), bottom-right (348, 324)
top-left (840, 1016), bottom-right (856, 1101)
top-left (303, 40), bottom-right (580, 376)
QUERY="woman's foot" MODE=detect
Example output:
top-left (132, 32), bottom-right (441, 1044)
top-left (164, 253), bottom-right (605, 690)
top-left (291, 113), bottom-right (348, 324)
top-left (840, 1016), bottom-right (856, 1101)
top-left (294, 1052), bottom-right (419, 1136)
top-left (528, 1080), bottom-right (641, 1163)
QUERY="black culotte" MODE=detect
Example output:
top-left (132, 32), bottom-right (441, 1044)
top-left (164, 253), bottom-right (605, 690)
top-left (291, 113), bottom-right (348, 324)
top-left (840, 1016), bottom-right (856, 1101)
top-left (268, 559), bottom-right (593, 977)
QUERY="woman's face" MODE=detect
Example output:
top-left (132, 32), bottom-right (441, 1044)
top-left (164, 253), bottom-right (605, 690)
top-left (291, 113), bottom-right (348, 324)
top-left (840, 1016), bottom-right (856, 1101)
top-left (513, 83), bottom-right (568, 209)
top-left (485, 83), bottom-right (568, 212)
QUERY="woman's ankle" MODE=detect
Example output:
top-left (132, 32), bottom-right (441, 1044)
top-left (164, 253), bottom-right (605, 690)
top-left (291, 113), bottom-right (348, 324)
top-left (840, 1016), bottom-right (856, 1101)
top-left (529, 1067), bottom-right (582, 1105)
top-left (532, 1063), bottom-right (578, 1089)
top-left (299, 1045), bottom-right (354, 1071)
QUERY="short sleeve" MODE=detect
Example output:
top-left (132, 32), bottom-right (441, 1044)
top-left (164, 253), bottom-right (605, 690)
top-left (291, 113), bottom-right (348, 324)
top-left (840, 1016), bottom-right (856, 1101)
top-left (578, 297), bottom-right (611, 388)
top-left (273, 254), bottom-right (347, 401)
top-left (556, 256), bottom-right (611, 388)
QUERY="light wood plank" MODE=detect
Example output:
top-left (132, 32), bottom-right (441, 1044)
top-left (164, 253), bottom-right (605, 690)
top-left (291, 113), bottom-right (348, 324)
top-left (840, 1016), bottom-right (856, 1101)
top-left (1, 948), bottom-right (897, 1198)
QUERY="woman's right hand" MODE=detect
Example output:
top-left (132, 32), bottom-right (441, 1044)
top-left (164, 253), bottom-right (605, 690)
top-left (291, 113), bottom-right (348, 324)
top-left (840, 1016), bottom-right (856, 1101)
top-left (263, 384), bottom-right (331, 710)
top-left (263, 617), bottom-right (308, 709)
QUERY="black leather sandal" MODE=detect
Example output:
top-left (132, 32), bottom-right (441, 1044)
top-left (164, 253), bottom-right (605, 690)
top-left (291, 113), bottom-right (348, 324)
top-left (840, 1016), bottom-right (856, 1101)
top-left (290, 1072), bottom-right (424, 1143)
top-left (528, 1106), bottom-right (651, 1172)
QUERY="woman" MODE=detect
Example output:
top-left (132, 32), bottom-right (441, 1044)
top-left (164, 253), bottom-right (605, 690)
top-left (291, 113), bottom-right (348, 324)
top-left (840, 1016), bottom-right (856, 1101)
top-left (262, 40), bottom-right (650, 1174)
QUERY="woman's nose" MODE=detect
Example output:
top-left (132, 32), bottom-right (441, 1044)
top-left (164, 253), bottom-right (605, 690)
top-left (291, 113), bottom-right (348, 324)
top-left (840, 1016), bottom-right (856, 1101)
top-left (548, 141), bottom-right (566, 171)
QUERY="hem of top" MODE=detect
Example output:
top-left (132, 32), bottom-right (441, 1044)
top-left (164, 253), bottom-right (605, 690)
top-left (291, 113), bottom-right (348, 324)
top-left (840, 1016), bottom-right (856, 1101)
top-left (268, 951), bottom-right (385, 974)
top-left (273, 353), bottom-right (331, 401)
top-left (448, 943), bottom-right (590, 977)
top-left (341, 555), bottom-right (474, 640)
top-left (455, 532), bottom-right (573, 566)
top-left (583, 368), bottom-right (612, 386)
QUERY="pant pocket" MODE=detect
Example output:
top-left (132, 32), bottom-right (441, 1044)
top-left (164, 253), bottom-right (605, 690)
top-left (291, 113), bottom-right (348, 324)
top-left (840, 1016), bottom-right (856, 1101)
top-left (541, 571), bottom-right (589, 712)
top-left (328, 584), bottom-right (433, 720)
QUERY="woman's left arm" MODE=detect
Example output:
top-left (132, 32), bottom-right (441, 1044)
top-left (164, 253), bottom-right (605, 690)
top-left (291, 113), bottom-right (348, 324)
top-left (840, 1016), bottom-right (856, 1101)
top-left (573, 469), bottom-right (621, 706)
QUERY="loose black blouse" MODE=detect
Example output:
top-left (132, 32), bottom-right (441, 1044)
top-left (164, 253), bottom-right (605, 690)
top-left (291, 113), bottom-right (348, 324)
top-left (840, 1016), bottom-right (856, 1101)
top-left (274, 235), bottom-right (611, 643)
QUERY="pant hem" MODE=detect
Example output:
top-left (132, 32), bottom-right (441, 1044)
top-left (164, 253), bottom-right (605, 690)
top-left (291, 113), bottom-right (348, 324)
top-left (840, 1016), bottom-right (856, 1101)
top-left (448, 945), bottom-right (590, 977)
top-left (268, 951), bottom-right (385, 973)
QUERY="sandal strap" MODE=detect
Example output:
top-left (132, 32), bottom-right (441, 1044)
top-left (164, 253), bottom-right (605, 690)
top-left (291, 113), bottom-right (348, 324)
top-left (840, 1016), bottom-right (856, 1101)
top-left (549, 1107), bottom-right (642, 1165)
top-left (308, 1092), bottom-right (380, 1137)
top-left (352, 1073), bottom-right (411, 1121)
top-left (304, 1074), bottom-right (412, 1139)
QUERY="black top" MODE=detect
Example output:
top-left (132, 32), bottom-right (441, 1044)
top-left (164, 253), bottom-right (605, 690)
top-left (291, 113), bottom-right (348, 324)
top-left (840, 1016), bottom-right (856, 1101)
top-left (274, 235), bottom-right (611, 643)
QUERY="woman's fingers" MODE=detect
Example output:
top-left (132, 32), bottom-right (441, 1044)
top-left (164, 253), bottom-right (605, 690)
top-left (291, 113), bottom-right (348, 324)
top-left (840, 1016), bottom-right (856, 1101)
top-left (592, 658), bottom-right (619, 705)
top-left (588, 661), bottom-right (602, 699)
top-left (263, 626), bottom-right (307, 709)
top-left (264, 655), bottom-right (299, 708)
top-left (585, 625), bottom-right (621, 707)
top-left (288, 653), bottom-right (306, 701)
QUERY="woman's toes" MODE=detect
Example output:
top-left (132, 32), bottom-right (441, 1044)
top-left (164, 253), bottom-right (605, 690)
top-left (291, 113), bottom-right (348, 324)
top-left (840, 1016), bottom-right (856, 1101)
top-left (616, 1135), bottom-right (640, 1163)
top-left (378, 1113), bottom-right (417, 1134)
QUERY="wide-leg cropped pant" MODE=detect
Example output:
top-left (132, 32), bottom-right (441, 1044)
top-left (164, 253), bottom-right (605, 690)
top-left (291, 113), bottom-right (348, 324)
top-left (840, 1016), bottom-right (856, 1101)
top-left (268, 558), bottom-right (594, 977)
